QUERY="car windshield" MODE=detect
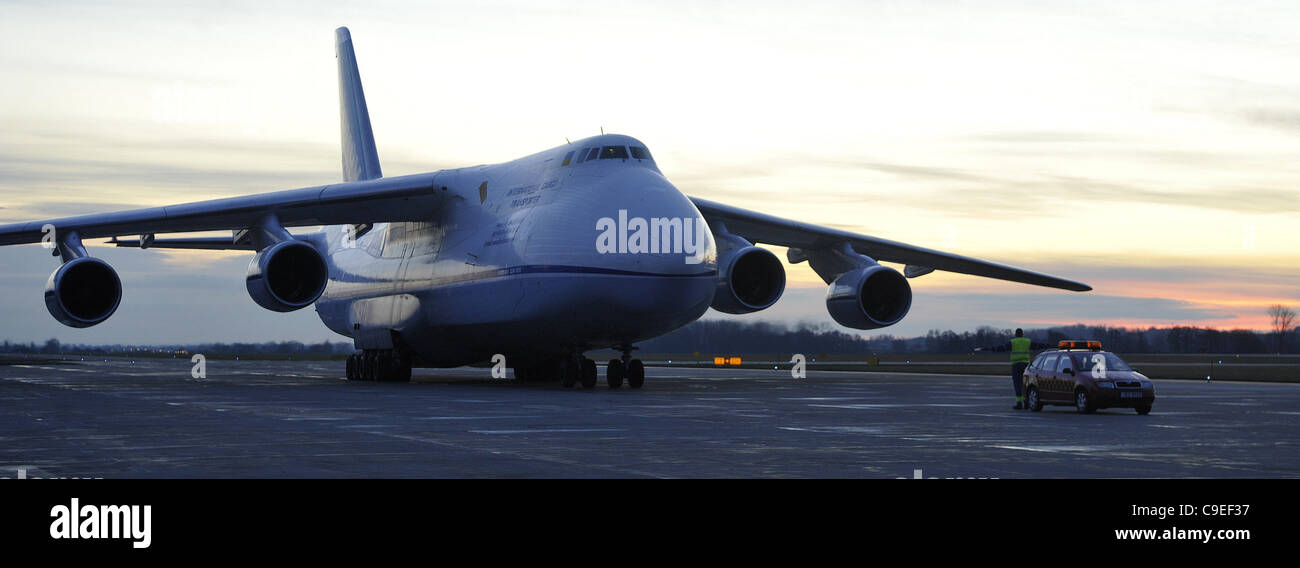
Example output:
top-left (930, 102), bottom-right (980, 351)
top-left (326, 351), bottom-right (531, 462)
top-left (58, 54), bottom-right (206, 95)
top-left (1072, 352), bottom-right (1133, 373)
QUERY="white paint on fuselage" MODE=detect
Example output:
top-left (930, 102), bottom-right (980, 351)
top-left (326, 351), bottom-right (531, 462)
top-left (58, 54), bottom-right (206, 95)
top-left (313, 134), bottom-right (719, 366)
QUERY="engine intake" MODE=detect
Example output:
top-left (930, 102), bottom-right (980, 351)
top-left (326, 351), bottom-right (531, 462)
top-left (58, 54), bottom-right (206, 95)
top-left (44, 257), bottom-right (122, 328)
top-left (711, 246), bottom-right (785, 314)
top-left (825, 264), bottom-right (912, 329)
top-left (246, 240), bottom-right (328, 312)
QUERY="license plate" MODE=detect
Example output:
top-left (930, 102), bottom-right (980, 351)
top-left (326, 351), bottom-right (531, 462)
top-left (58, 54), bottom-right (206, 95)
top-left (1120, 392), bottom-right (1143, 399)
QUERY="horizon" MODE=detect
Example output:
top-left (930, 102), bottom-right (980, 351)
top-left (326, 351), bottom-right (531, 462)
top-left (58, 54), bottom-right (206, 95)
top-left (4, 318), bottom-right (1295, 349)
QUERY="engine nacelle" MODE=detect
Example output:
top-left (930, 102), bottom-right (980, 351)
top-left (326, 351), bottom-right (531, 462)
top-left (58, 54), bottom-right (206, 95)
top-left (245, 240), bottom-right (328, 312)
top-left (711, 246), bottom-right (786, 314)
top-left (825, 264), bottom-right (912, 329)
top-left (44, 257), bottom-right (122, 328)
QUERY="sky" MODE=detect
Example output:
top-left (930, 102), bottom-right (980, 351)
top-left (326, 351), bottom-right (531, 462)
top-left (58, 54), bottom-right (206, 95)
top-left (1, 0), bottom-right (1298, 344)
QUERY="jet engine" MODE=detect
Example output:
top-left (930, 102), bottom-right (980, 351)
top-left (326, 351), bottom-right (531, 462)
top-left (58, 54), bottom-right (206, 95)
top-left (711, 239), bottom-right (785, 314)
top-left (245, 240), bottom-right (328, 312)
top-left (44, 256), bottom-right (123, 328)
top-left (825, 263), bottom-right (912, 329)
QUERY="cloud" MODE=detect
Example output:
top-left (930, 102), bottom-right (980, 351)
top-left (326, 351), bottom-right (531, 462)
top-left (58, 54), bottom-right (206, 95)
top-left (1238, 108), bottom-right (1300, 134)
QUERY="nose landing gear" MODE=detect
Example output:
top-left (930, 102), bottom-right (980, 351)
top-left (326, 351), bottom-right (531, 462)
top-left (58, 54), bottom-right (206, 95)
top-left (607, 344), bottom-right (644, 389)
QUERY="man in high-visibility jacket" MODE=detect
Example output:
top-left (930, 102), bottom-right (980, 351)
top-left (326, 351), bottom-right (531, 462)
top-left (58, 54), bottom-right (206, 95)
top-left (976, 329), bottom-right (1051, 409)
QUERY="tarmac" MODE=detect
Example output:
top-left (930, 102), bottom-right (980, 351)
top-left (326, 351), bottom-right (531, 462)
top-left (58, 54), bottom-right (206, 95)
top-left (1, 357), bottom-right (1296, 478)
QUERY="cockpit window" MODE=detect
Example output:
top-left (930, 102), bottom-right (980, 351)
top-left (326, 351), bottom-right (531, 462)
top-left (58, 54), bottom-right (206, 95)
top-left (561, 150), bottom-right (574, 166)
top-left (629, 146), bottom-right (651, 160)
top-left (575, 148), bottom-right (590, 164)
top-left (599, 146), bottom-right (629, 160)
top-left (584, 147), bottom-right (599, 162)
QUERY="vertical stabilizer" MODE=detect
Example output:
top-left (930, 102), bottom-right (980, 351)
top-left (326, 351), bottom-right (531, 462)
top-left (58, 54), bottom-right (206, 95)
top-left (335, 27), bottom-right (382, 182)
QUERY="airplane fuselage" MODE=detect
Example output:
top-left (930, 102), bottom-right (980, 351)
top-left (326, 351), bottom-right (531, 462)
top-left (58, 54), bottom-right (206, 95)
top-left (312, 134), bottom-right (719, 366)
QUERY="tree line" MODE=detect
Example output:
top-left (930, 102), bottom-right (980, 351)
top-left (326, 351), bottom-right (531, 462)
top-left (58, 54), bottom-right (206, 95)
top-left (4, 320), bottom-right (1298, 357)
top-left (637, 320), bottom-right (1300, 355)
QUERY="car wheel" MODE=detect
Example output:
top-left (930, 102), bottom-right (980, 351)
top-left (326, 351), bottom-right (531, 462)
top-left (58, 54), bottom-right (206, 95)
top-left (1135, 405), bottom-right (1152, 415)
top-left (1075, 389), bottom-right (1096, 414)
top-left (1026, 387), bottom-right (1043, 412)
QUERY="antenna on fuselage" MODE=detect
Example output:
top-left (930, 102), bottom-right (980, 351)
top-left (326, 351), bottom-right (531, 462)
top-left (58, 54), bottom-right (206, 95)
top-left (600, 126), bottom-right (604, 135)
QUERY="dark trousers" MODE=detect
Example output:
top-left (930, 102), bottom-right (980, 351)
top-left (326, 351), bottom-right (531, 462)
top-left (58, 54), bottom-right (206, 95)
top-left (1011, 362), bottom-right (1028, 398)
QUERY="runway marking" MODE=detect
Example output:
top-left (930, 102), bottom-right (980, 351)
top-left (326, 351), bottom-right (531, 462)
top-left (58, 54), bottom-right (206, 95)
top-left (416, 415), bottom-right (542, 420)
top-left (778, 397), bottom-right (863, 401)
top-left (811, 403), bottom-right (983, 410)
top-left (468, 428), bottom-right (623, 435)
top-left (810, 403), bottom-right (906, 409)
top-left (960, 412), bottom-right (1041, 419)
top-left (282, 417), bottom-right (352, 421)
top-left (991, 445), bottom-right (1116, 453)
top-left (779, 426), bottom-right (887, 434)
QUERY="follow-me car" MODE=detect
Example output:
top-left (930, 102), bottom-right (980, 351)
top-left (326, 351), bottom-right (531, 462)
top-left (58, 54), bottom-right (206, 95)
top-left (1024, 341), bottom-right (1156, 414)
top-left (0, 28), bottom-right (1091, 388)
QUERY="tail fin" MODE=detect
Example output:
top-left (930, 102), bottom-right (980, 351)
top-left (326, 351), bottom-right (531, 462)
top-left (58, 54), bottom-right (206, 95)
top-left (335, 27), bottom-right (382, 182)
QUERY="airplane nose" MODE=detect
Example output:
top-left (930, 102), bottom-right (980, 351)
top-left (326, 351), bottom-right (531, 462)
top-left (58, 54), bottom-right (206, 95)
top-left (519, 167), bottom-right (717, 343)
top-left (588, 169), bottom-right (717, 274)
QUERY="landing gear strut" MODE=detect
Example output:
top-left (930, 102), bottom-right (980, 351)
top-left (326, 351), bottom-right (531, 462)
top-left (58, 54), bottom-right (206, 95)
top-left (608, 344), bottom-right (644, 389)
top-left (346, 349), bottom-right (411, 382)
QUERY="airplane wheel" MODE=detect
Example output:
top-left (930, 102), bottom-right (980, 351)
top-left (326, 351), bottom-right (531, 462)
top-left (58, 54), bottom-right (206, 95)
top-left (581, 358), bottom-right (597, 388)
top-left (561, 359), bottom-right (577, 388)
top-left (373, 353), bottom-right (384, 381)
top-left (371, 350), bottom-right (384, 382)
top-left (346, 354), bottom-right (357, 380)
top-left (380, 352), bottom-right (411, 383)
top-left (627, 359), bottom-right (645, 389)
top-left (607, 359), bottom-right (625, 389)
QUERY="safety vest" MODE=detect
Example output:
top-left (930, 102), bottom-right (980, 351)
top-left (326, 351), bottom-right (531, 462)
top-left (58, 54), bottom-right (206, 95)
top-left (1010, 337), bottom-right (1032, 364)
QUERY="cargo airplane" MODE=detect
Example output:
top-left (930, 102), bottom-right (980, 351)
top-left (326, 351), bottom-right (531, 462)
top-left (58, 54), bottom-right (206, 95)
top-left (0, 28), bottom-right (1090, 388)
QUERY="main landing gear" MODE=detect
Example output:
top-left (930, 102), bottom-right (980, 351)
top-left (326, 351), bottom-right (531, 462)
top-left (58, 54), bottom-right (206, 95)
top-left (512, 346), bottom-right (646, 389)
top-left (514, 355), bottom-right (598, 388)
top-left (346, 349), bottom-right (411, 382)
top-left (606, 344), bottom-right (644, 389)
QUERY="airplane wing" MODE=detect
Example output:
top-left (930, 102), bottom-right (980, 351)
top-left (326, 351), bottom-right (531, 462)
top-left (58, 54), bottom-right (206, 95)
top-left (0, 172), bottom-right (446, 248)
top-left (690, 196), bottom-right (1091, 292)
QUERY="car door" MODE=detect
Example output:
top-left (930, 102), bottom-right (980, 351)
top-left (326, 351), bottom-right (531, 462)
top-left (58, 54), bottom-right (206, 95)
top-left (1033, 353), bottom-right (1058, 400)
top-left (1053, 353), bottom-right (1077, 401)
